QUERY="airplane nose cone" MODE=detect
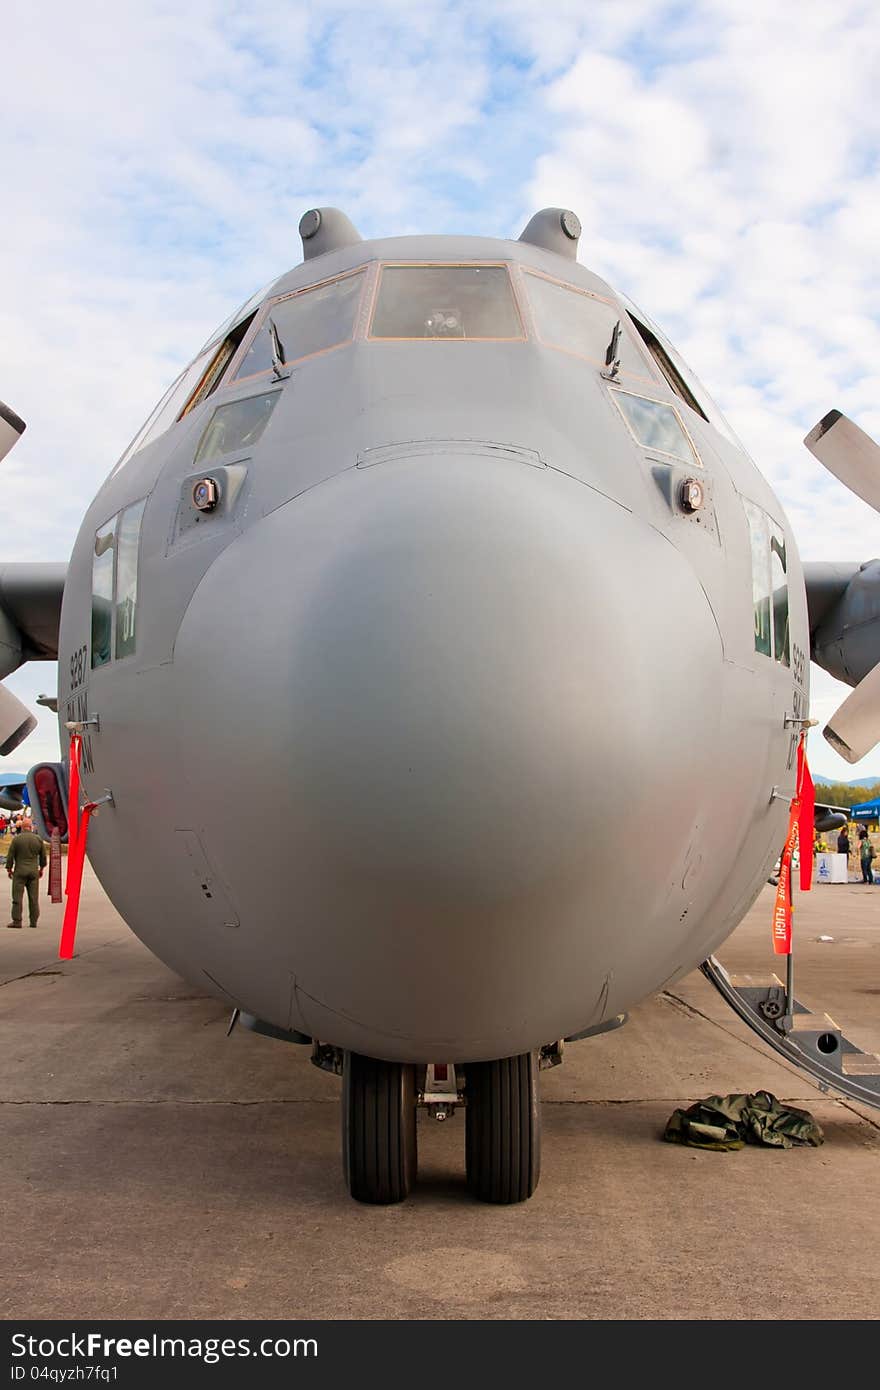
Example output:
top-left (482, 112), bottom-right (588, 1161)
top-left (174, 453), bottom-right (722, 1057)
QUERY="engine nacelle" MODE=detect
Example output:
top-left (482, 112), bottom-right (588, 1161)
top-left (805, 560), bottom-right (880, 687)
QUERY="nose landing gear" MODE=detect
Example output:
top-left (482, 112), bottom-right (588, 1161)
top-left (339, 1049), bottom-right (542, 1205)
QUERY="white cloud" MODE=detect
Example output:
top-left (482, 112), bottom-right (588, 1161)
top-left (526, 1), bottom-right (880, 779)
top-left (1, 0), bottom-right (879, 789)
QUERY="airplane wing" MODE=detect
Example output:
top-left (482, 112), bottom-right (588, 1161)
top-left (814, 802), bottom-right (848, 833)
top-left (0, 400), bottom-right (67, 755)
top-left (0, 565), bottom-right (66, 754)
top-left (804, 411), bottom-right (880, 764)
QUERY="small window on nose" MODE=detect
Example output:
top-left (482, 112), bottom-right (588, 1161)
top-left (610, 389), bottom-right (700, 466)
top-left (194, 392), bottom-right (280, 465)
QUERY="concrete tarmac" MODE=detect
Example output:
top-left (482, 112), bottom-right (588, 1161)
top-left (1, 863), bottom-right (878, 1321)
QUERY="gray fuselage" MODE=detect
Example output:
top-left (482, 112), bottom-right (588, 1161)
top-left (58, 230), bottom-right (806, 1062)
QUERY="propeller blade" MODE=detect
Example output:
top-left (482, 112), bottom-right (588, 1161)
top-left (0, 682), bottom-right (37, 756)
top-left (823, 658), bottom-right (880, 764)
top-left (804, 410), bottom-right (880, 512)
top-left (0, 401), bottom-right (26, 466)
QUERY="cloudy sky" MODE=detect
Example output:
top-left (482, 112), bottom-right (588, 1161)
top-left (2, 0), bottom-right (879, 784)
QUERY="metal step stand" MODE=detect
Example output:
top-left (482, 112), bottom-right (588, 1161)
top-left (700, 953), bottom-right (880, 1110)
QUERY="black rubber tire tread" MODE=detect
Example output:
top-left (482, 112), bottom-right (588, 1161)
top-left (342, 1052), bottom-right (417, 1204)
top-left (465, 1051), bottom-right (541, 1203)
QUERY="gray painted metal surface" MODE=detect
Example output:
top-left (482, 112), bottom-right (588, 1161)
top-left (1, 207), bottom-right (873, 1069)
top-left (0, 563), bottom-right (66, 677)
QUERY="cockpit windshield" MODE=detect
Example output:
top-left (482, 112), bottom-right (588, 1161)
top-left (234, 269), bottom-right (366, 379)
top-left (523, 271), bottom-right (645, 376)
top-left (370, 265), bottom-right (523, 339)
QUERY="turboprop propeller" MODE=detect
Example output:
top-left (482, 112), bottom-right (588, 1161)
top-left (805, 411), bottom-right (880, 762)
top-left (0, 401), bottom-right (58, 754)
top-left (805, 410), bottom-right (880, 513)
top-left (822, 658), bottom-right (880, 764)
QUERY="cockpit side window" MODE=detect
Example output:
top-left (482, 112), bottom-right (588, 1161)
top-left (370, 265), bottom-right (523, 339)
top-left (112, 358), bottom-right (206, 477)
top-left (196, 282), bottom-right (272, 356)
top-left (91, 498), bottom-right (148, 669)
top-left (625, 314), bottom-right (708, 421)
top-left (618, 292), bottom-right (744, 450)
top-left (91, 517), bottom-right (117, 670)
top-left (115, 498), bottom-right (147, 660)
top-left (770, 528), bottom-right (790, 666)
top-left (179, 313), bottom-right (257, 419)
top-left (112, 316), bottom-right (257, 477)
top-left (235, 268), bottom-right (367, 379)
top-left (743, 499), bottom-right (789, 665)
top-left (744, 500), bottom-right (772, 657)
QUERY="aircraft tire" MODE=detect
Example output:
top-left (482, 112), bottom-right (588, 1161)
top-left (465, 1052), bottom-right (541, 1203)
top-left (342, 1052), bottom-right (418, 1204)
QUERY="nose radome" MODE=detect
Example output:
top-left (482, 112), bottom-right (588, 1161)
top-left (173, 453), bottom-right (722, 1052)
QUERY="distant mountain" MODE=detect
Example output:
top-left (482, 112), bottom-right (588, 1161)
top-left (813, 775), bottom-right (880, 788)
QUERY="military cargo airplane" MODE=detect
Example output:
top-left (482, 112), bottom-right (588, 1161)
top-left (2, 207), bottom-right (879, 1204)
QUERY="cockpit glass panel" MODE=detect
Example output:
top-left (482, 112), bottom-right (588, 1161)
top-left (235, 269), bottom-right (366, 379)
top-left (111, 307), bottom-right (271, 478)
top-left (742, 498), bottom-right (791, 665)
top-left (770, 528), bottom-right (790, 667)
top-left (743, 500), bottom-right (773, 657)
top-left (370, 265), bottom-right (523, 339)
top-left (197, 282), bottom-right (273, 354)
top-left (91, 517), bottom-right (117, 670)
top-left (525, 272), bottom-right (639, 371)
top-left (111, 347), bottom-right (218, 477)
top-left (180, 312), bottom-right (257, 420)
top-left (115, 498), bottom-right (147, 660)
top-left (611, 390), bottom-right (700, 465)
top-left (141, 351), bottom-right (215, 438)
top-left (618, 291), bottom-right (744, 451)
top-left (193, 392), bottom-right (280, 465)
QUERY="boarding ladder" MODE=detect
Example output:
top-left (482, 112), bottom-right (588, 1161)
top-left (701, 955), bottom-right (880, 1110)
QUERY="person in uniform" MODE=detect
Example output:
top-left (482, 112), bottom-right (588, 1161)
top-left (858, 828), bottom-right (875, 885)
top-left (5, 825), bottom-right (47, 928)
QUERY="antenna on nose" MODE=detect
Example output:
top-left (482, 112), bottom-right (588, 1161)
top-left (518, 208), bottom-right (581, 260)
top-left (299, 208), bottom-right (363, 261)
